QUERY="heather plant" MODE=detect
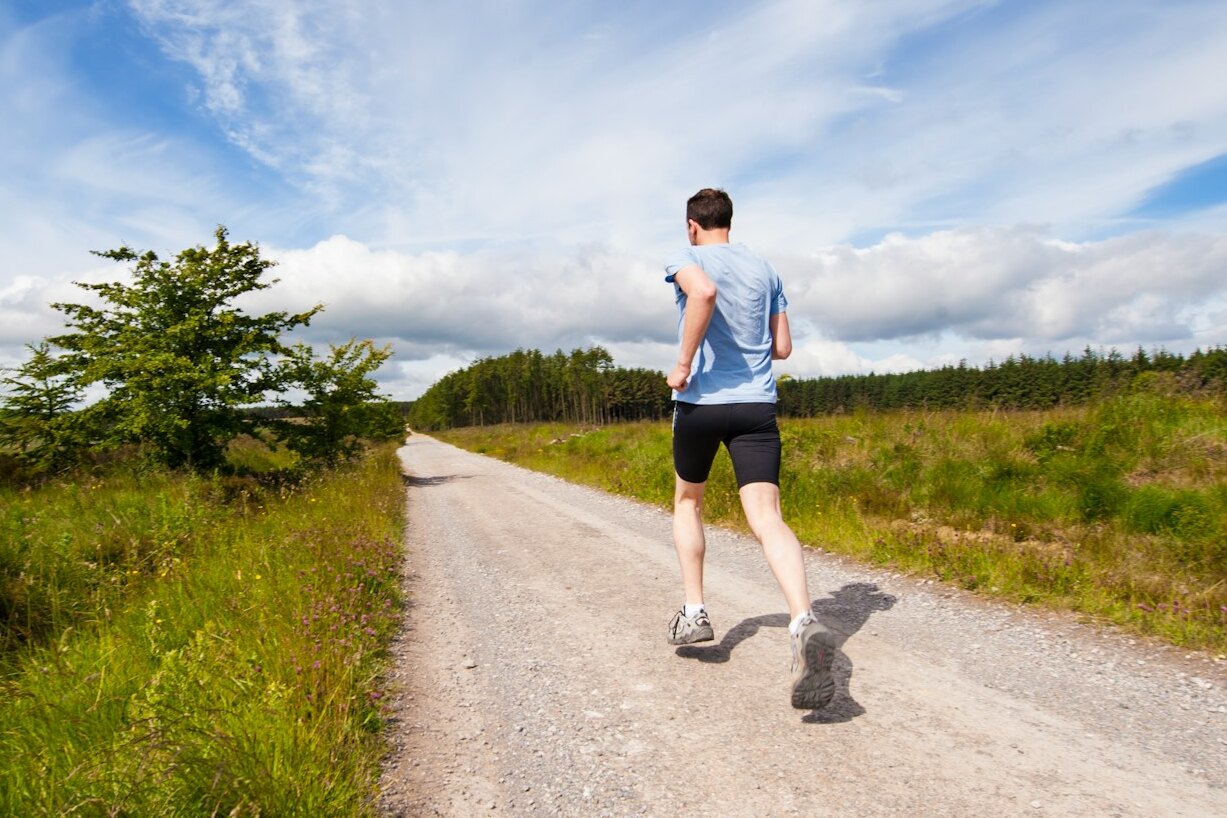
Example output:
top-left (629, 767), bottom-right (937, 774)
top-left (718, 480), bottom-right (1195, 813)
top-left (0, 444), bottom-right (404, 816)
top-left (438, 389), bottom-right (1227, 650)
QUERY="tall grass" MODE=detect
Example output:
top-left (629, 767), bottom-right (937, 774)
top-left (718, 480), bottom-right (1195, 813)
top-left (439, 389), bottom-right (1227, 652)
top-left (1, 443), bottom-right (404, 816)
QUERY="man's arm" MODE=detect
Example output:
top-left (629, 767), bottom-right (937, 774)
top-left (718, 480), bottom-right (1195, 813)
top-left (667, 264), bottom-right (717, 390)
top-left (770, 311), bottom-right (792, 360)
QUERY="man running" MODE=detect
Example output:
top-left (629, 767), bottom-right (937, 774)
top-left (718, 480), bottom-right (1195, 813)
top-left (663, 187), bottom-right (836, 709)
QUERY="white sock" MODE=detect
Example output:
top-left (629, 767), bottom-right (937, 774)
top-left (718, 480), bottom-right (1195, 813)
top-left (684, 603), bottom-right (706, 618)
top-left (788, 611), bottom-right (813, 635)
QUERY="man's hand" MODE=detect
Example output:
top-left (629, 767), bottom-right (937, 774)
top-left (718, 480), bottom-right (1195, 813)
top-left (666, 361), bottom-right (691, 391)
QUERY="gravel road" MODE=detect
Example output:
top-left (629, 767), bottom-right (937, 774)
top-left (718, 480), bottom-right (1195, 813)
top-left (378, 435), bottom-right (1227, 817)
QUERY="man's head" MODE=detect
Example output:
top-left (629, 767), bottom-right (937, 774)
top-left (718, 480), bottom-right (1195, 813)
top-left (686, 188), bottom-right (733, 231)
top-left (686, 188), bottom-right (733, 246)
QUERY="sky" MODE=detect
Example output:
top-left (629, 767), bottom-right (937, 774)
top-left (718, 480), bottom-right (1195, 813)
top-left (2, 0), bottom-right (1227, 400)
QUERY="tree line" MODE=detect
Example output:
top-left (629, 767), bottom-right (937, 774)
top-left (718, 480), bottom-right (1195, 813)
top-left (406, 347), bottom-right (673, 430)
top-left (407, 344), bottom-right (1227, 431)
top-left (776, 346), bottom-right (1227, 416)
top-left (0, 227), bottom-right (403, 478)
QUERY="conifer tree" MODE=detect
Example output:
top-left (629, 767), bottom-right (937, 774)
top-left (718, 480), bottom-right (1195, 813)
top-left (0, 342), bottom-right (84, 469)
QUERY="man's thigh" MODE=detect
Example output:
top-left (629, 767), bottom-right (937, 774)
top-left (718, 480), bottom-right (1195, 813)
top-left (672, 402), bottom-right (724, 484)
top-left (724, 403), bottom-right (781, 487)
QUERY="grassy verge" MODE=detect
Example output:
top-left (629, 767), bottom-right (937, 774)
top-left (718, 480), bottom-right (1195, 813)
top-left (1, 443), bottom-right (405, 816)
top-left (438, 390), bottom-right (1227, 653)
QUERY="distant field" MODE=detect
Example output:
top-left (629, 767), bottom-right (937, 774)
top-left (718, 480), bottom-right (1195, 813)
top-left (1, 442), bottom-right (404, 816)
top-left (438, 390), bottom-right (1227, 652)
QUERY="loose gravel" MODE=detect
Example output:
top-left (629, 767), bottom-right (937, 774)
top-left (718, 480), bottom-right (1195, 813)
top-left (378, 436), bottom-right (1226, 817)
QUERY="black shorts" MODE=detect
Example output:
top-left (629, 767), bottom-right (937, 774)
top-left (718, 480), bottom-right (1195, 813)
top-left (672, 401), bottom-right (781, 487)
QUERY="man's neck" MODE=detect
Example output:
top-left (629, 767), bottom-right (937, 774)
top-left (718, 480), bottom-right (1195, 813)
top-left (692, 227), bottom-right (730, 246)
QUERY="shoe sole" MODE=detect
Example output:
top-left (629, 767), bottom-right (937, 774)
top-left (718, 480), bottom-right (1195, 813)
top-left (791, 629), bottom-right (837, 709)
top-left (668, 625), bottom-right (714, 645)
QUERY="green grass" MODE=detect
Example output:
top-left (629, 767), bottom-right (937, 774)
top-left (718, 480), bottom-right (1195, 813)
top-left (438, 391), bottom-right (1227, 653)
top-left (1, 443), bottom-right (405, 816)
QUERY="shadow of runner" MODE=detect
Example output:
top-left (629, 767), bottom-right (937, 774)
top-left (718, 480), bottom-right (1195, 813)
top-left (675, 582), bottom-right (896, 723)
top-left (804, 582), bottom-right (896, 723)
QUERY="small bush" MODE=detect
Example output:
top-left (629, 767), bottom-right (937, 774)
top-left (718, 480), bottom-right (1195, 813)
top-left (1025, 421), bottom-right (1080, 462)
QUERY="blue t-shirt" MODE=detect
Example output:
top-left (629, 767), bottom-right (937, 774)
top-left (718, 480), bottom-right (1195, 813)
top-left (664, 243), bottom-right (788, 405)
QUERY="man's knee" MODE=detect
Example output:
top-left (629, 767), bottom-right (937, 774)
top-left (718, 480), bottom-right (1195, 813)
top-left (738, 481), bottom-right (783, 526)
top-left (674, 475), bottom-right (706, 508)
top-left (739, 480), bottom-right (780, 506)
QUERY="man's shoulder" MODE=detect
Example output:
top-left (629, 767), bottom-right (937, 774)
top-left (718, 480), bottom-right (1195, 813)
top-left (666, 243), bottom-right (777, 280)
top-left (699, 243), bottom-right (775, 273)
top-left (704, 241), bottom-right (765, 258)
top-left (664, 247), bottom-right (701, 282)
top-left (666, 246), bottom-right (699, 264)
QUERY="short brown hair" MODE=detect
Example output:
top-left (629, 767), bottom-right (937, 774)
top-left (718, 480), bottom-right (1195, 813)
top-left (686, 188), bottom-right (733, 230)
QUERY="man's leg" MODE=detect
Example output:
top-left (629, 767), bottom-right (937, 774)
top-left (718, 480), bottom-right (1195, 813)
top-left (668, 475), bottom-right (715, 645)
top-left (739, 480), bottom-right (837, 708)
top-left (669, 403), bottom-right (720, 645)
top-left (738, 481), bottom-right (810, 618)
top-left (673, 475), bottom-right (707, 607)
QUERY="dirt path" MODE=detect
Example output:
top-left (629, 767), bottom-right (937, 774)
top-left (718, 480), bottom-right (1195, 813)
top-left (378, 435), bottom-right (1227, 817)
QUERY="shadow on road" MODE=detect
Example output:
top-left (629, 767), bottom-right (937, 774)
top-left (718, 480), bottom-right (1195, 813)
top-left (401, 473), bottom-right (474, 488)
top-left (675, 582), bottom-right (896, 723)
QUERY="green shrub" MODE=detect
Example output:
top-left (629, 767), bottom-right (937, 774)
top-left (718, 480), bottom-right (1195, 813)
top-left (1024, 421), bottom-right (1080, 462)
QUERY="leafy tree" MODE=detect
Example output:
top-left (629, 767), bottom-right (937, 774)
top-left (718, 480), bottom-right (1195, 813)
top-left (49, 226), bottom-right (320, 469)
top-left (0, 342), bottom-right (84, 470)
top-left (279, 339), bottom-right (400, 464)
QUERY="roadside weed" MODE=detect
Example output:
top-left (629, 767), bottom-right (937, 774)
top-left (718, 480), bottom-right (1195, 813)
top-left (1, 444), bottom-right (404, 816)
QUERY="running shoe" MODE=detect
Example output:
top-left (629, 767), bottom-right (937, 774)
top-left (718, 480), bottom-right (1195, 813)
top-left (790, 614), bottom-right (837, 709)
top-left (667, 608), bottom-right (714, 645)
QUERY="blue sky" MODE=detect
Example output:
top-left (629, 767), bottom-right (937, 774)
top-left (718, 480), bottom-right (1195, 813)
top-left (3, 0), bottom-right (1227, 398)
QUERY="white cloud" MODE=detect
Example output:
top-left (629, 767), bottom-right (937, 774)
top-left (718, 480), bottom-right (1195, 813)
top-left (255, 236), bottom-right (673, 354)
top-left (0, 276), bottom-right (64, 347)
top-left (782, 227), bottom-right (1227, 347)
top-left (778, 337), bottom-right (926, 380)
